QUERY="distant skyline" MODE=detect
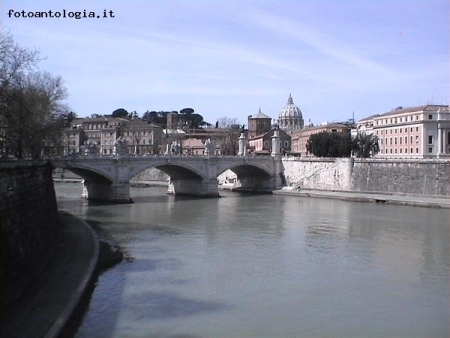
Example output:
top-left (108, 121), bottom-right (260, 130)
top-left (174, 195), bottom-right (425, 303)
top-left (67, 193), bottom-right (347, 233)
top-left (2, 0), bottom-right (448, 125)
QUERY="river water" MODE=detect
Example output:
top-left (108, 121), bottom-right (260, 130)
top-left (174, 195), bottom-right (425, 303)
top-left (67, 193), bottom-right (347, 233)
top-left (55, 183), bottom-right (449, 338)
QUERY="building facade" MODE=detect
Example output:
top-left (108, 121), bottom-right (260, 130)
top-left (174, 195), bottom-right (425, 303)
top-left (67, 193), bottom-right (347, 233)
top-left (61, 127), bottom-right (85, 155)
top-left (357, 105), bottom-right (450, 158)
top-left (248, 127), bottom-right (291, 155)
top-left (60, 116), bottom-right (163, 156)
top-left (120, 119), bottom-right (163, 155)
top-left (248, 109), bottom-right (272, 139)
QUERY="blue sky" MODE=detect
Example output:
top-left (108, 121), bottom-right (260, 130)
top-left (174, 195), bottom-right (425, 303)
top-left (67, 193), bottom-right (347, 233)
top-left (2, 0), bottom-right (448, 125)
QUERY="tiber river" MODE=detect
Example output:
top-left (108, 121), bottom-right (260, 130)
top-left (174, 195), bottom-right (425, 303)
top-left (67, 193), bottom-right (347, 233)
top-left (55, 183), bottom-right (449, 338)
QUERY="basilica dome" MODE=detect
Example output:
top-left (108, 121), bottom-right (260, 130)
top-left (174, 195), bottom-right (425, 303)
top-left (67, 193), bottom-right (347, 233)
top-left (278, 94), bottom-right (304, 130)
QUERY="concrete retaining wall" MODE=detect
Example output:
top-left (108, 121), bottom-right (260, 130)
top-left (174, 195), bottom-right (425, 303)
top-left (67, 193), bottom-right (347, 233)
top-left (282, 157), bottom-right (450, 196)
top-left (0, 161), bottom-right (60, 312)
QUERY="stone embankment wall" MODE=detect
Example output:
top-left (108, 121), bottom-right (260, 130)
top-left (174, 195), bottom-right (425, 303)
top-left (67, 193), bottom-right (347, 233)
top-left (282, 157), bottom-right (450, 196)
top-left (351, 159), bottom-right (450, 196)
top-left (0, 161), bottom-right (60, 312)
top-left (282, 158), bottom-right (353, 191)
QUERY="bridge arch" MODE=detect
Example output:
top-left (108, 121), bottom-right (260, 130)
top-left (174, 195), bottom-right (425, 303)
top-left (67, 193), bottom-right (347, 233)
top-left (52, 166), bottom-right (113, 184)
top-left (126, 160), bottom-right (205, 182)
top-left (217, 162), bottom-right (276, 192)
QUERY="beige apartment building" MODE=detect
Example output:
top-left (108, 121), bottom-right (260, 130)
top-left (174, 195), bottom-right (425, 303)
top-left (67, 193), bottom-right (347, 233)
top-left (356, 105), bottom-right (450, 158)
top-left (120, 119), bottom-right (163, 155)
top-left (61, 116), bottom-right (163, 156)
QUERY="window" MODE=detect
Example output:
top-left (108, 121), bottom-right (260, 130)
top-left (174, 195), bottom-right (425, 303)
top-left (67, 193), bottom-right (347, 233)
top-left (416, 148), bottom-right (419, 153)
top-left (428, 135), bottom-right (433, 144)
top-left (380, 138), bottom-right (383, 145)
top-left (428, 147), bottom-right (433, 153)
top-left (395, 137), bottom-right (397, 145)
top-left (405, 148), bottom-right (407, 153)
top-left (390, 149), bottom-right (393, 153)
top-left (395, 149), bottom-right (397, 154)
top-left (395, 128), bottom-right (397, 134)
top-left (416, 136), bottom-right (419, 143)
top-left (416, 127), bottom-right (419, 132)
top-left (410, 136), bottom-right (413, 144)
top-left (399, 137), bottom-right (402, 144)
top-left (405, 137), bottom-right (407, 144)
top-left (428, 114), bottom-right (433, 119)
top-left (400, 148), bottom-right (402, 153)
top-left (390, 138), bottom-right (392, 145)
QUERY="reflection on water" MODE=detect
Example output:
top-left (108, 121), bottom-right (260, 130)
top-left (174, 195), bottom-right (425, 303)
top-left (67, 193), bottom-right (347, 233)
top-left (55, 183), bottom-right (450, 338)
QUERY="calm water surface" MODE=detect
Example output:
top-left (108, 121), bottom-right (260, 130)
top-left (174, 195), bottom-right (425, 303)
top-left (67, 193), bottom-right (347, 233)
top-left (55, 183), bottom-right (449, 338)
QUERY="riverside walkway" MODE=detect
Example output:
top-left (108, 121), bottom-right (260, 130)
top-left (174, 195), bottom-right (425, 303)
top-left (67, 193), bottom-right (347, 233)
top-left (274, 188), bottom-right (450, 209)
top-left (0, 212), bottom-right (99, 338)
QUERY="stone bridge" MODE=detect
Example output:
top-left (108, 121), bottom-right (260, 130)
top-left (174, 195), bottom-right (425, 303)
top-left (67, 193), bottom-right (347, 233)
top-left (50, 154), bottom-right (284, 203)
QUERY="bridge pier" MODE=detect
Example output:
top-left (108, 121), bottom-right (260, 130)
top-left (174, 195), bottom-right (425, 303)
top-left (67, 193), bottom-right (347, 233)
top-left (82, 180), bottom-right (132, 203)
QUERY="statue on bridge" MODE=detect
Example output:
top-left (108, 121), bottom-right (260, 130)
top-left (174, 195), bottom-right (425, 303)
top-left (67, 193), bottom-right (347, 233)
top-left (204, 138), bottom-right (216, 157)
top-left (166, 140), bottom-right (181, 156)
top-left (114, 136), bottom-right (128, 156)
top-left (84, 140), bottom-right (98, 156)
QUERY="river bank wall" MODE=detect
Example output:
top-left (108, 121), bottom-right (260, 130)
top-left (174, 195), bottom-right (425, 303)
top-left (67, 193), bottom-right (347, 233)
top-left (282, 157), bottom-right (450, 196)
top-left (0, 161), bottom-right (60, 313)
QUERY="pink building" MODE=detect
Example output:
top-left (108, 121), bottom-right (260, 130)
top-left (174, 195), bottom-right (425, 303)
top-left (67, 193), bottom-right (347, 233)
top-left (357, 105), bottom-right (450, 158)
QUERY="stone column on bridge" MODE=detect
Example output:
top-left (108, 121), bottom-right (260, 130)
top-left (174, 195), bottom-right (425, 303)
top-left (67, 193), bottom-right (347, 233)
top-left (271, 129), bottom-right (285, 189)
top-left (238, 132), bottom-right (247, 156)
top-left (271, 128), bottom-right (281, 157)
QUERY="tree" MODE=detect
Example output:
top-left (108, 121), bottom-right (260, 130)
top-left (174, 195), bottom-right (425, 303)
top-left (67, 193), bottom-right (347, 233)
top-left (216, 117), bottom-right (238, 128)
top-left (352, 132), bottom-right (379, 158)
top-left (112, 108), bottom-right (129, 118)
top-left (306, 132), bottom-right (352, 157)
top-left (215, 117), bottom-right (241, 155)
top-left (0, 31), bottom-right (69, 159)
